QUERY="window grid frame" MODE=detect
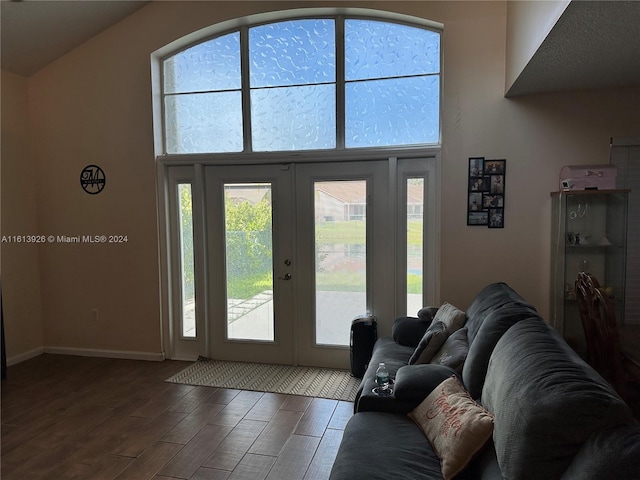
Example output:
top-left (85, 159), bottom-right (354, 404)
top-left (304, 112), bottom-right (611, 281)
top-left (161, 15), bottom-right (441, 156)
top-left (240, 26), bottom-right (253, 153)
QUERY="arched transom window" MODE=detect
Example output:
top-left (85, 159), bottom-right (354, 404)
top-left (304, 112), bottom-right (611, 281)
top-left (162, 16), bottom-right (441, 154)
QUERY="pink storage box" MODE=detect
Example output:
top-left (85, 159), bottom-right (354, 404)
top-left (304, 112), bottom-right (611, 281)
top-left (559, 164), bottom-right (617, 191)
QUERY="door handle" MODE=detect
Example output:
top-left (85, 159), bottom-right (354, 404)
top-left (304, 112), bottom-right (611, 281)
top-left (278, 273), bottom-right (292, 280)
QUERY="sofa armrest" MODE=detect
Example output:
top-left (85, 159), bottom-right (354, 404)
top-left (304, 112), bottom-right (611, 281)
top-left (394, 364), bottom-right (458, 403)
top-left (392, 316), bottom-right (431, 347)
top-left (417, 306), bottom-right (440, 322)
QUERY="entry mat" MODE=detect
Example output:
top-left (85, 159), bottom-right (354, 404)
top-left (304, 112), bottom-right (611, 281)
top-left (166, 358), bottom-right (360, 402)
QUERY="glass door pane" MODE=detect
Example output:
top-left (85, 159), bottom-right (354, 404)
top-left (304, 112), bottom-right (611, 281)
top-left (223, 183), bottom-right (275, 342)
top-left (178, 183), bottom-right (196, 337)
top-left (314, 180), bottom-right (367, 346)
top-left (205, 165), bottom-right (293, 365)
top-left (295, 161), bottom-right (391, 369)
top-left (407, 178), bottom-right (424, 316)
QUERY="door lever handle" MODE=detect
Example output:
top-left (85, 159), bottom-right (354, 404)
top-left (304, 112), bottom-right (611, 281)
top-left (278, 273), bottom-right (292, 280)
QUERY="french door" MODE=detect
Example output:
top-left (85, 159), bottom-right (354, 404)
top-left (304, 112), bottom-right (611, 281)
top-left (205, 164), bottom-right (295, 365)
top-left (294, 161), bottom-right (391, 368)
top-left (164, 157), bottom-right (436, 368)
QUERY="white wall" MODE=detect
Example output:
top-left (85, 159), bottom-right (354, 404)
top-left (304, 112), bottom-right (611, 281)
top-left (1, 70), bottom-right (44, 362)
top-left (3, 1), bottom-right (639, 359)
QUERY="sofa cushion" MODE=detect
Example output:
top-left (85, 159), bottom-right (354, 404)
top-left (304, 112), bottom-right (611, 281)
top-left (464, 282), bottom-right (537, 344)
top-left (482, 319), bottom-right (634, 480)
top-left (394, 364), bottom-right (458, 402)
top-left (433, 302), bottom-right (467, 332)
top-left (462, 305), bottom-right (540, 399)
top-left (329, 412), bottom-right (444, 480)
top-left (409, 321), bottom-right (449, 365)
top-left (408, 376), bottom-right (494, 480)
top-left (455, 442), bottom-right (504, 480)
top-left (392, 316), bottom-right (431, 347)
top-left (431, 327), bottom-right (469, 373)
top-left (561, 423), bottom-right (640, 480)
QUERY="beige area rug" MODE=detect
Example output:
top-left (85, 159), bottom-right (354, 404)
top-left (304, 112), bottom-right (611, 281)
top-left (166, 358), bottom-right (360, 402)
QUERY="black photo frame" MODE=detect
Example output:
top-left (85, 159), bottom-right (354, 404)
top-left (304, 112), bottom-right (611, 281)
top-left (488, 208), bottom-right (504, 228)
top-left (467, 158), bottom-right (506, 228)
top-left (469, 157), bottom-right (484, 177)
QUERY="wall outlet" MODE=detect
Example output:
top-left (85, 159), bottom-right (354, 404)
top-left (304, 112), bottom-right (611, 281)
top-left (91, 308), bottom-right (99, 322)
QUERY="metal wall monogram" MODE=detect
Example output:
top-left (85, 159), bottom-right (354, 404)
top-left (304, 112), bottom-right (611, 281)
top-left (80, 165), bottom-right (106, 195)
top-left (467, 157), bottom-right (506, 228)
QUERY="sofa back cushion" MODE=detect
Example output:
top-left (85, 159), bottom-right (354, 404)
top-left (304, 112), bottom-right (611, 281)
top-left (464, 282), bottom-right (537, 344)
top-left (461, 283), bottom-right (540, 399)
top-left (561, 423), bottom-right (640, 480)
top-left (462, 305), bottom-right (541, 399)
top-left (482, 319), bottom-right (634, 480)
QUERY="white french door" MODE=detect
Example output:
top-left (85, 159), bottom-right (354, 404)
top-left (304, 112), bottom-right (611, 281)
top-left (163, 156), bottom-right (437, 368)
top-left (202, 161), bottom-right (392, 368)
top-left (294, 161), bottom-right (392, 368)
top-left (205, 164), bottom-right (295, 364)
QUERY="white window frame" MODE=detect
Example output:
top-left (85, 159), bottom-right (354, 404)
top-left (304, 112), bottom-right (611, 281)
top-left (160, 165), bottom-right (209, 360)
top-left (152, 8), bottom-right (443, 360)
top-left (395, 156), bottom-right (440, 317)
top-left (155, 9), bottom-right (442, 158)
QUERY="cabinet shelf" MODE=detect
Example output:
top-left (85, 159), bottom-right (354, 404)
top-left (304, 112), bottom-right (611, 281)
top-left (550, 189), bottom-right (630, 196)
top-left (564, 244), bottom-right (623, 249)
top-left (550, 189), bottom-right (628, 354)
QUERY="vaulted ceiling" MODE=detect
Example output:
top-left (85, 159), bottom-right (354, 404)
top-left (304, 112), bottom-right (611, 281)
top-left (1, 0), bottom-right (149, 77)
top-left (1, 0), bottom-right (639, 96)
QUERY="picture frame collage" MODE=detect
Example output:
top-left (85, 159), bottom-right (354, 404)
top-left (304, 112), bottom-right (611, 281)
top-left (467, 157), bottom-right (506, 228)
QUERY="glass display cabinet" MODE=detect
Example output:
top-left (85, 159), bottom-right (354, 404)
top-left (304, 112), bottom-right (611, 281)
top-left (550, 189), bottom-right (629, 356)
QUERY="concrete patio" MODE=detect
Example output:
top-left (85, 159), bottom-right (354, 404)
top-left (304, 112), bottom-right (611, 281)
top-left (183, 290), bottom-right (422, 346)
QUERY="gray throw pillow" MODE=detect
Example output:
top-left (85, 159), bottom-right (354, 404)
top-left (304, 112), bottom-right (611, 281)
top-left (408, 321), bottom-right (449, 365)
top-left (430, 327), bottom-right (469, 373)
top-left (431, 302), bottom-right (467, 332)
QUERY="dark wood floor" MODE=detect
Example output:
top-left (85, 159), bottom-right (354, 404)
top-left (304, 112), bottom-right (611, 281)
top-left (1, 354), bottom-right (353, 480)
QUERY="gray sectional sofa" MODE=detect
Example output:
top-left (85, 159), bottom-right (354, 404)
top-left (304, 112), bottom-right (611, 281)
top-left (330, 282), bottom-right (640, 480)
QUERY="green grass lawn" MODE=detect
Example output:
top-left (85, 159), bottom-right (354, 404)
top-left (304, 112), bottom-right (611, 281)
top-left (226, 219), bottom-right (424, 299)
top-left (316, 220), bottom-right (423, 244)
top-left (227, 272), bottom-right (273, 299)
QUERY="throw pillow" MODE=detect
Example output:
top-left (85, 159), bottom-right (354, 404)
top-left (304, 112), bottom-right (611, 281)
top-left (431, 327), bottom-right (469, 373)
top-left (432, 302), bottom-right (467, 332)
top-left (408, 376), bottom-right (495, 480)
top-left (409, 321), bottom-right (449, 365)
